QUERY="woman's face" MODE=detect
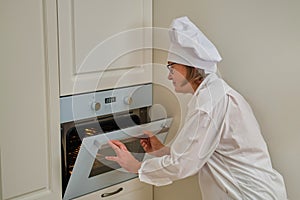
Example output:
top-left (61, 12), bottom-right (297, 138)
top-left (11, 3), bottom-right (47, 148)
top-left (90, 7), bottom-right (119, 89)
top-left (167, 62), bottom-right (195, 94)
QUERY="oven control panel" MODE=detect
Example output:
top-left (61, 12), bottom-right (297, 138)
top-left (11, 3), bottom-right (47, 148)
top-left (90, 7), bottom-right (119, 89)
top-left (60, 84), bottom-right (152, 123)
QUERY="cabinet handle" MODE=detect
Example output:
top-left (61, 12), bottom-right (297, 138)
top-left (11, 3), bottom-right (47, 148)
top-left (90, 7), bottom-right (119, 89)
top-left (101, 187), bottom-right (123, 198)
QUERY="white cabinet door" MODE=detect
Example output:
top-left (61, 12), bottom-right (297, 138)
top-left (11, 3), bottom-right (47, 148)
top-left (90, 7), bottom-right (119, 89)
top-left (58, 0), bottom-right (153, 96)
top-left (74, 178), bottom-right (152, 200)
top-left (0, 0), bottom-right (61, 199)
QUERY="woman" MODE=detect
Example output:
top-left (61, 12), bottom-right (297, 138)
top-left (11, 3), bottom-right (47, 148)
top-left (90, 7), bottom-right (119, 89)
top-left (106, 16), bottom-right (287, 199)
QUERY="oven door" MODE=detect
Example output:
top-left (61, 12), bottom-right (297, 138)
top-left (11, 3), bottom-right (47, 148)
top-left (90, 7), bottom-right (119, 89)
top-left (63, 118), bottom-right (173, 200)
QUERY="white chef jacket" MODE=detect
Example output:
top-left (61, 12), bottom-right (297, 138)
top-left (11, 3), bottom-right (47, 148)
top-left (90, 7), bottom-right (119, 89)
top-left (138, 73), bottom-right (287, 200)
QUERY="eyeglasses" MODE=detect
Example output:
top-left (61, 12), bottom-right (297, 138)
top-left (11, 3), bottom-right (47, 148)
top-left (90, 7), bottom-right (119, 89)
top-left (166, 63), bottom-right (176, 74)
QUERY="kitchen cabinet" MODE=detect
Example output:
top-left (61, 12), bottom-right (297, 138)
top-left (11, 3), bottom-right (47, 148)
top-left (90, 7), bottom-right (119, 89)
top-left (1, 0), bottom-right (153, 200)
top-left (74, 178), bottom-right (152, 200)
top-left (58, 0), bottom-right (153, 96)
top-left (0, 0), bottom-right (61, 200)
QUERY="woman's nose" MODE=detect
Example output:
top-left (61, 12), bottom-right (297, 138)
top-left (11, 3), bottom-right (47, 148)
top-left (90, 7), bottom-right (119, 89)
top-left (168, 72), bottom-right (172, 80)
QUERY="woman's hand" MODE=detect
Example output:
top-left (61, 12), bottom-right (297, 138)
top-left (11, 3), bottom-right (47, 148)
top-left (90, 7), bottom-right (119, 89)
top-left (105, 140), bottom-right (142, 174)
top-left (140, 130), bottom-right (170, 157)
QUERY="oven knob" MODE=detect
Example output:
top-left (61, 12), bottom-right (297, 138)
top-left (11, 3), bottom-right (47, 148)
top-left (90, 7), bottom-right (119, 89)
top-left (91, 102), bottom-right (101, 111)
top-left (124, 97), bottom-right (133, 105)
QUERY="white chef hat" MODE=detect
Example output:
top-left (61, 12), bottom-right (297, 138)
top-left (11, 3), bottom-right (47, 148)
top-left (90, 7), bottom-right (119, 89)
top-left (167, 16), bottom-right (222, 74)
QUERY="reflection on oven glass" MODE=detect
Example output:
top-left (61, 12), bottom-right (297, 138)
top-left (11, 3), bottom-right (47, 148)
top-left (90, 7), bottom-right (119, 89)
top-left (84, 128), bottom-right (98, 136)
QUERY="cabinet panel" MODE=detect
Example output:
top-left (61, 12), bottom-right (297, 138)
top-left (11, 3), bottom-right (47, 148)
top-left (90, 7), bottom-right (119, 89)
top-left (58, 0), bottom-right (152, 96)
top-left (73, 0), bottom-right (144, 72)
top-left (74, 178), bottom-right (152, 200)
top-left (0, 0), bottom-right (61, 199)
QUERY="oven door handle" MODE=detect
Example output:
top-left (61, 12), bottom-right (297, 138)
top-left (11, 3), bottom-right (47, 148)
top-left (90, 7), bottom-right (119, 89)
top-left (101, 187), bottom-right (123, 198)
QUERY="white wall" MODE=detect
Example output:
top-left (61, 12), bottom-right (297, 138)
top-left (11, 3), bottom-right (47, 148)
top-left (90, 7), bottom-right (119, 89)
top-left (153, 0), bottom-right (300, 199)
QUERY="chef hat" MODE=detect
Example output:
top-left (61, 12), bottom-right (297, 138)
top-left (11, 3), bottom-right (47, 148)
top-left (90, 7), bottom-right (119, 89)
top-left (167, 16), bottom-right (222, 73)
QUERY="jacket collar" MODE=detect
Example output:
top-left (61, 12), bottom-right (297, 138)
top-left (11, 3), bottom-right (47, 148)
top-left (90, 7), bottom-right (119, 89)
top-left (194, 73), bottom-right (219, 96)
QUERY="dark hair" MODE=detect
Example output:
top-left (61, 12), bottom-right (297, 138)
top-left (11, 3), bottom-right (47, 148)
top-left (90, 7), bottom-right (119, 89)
top-left (185, 66), bottom-right (206, 86)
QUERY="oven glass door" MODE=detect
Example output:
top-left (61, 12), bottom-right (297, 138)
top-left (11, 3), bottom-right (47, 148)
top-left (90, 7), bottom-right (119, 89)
top-left (88, 136), bottom-right (145, 178)
top-left (63, 118), bottom-right (173, 200)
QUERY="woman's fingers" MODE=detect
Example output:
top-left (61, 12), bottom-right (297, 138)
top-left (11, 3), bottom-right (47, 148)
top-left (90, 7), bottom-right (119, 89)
top-left (105, 155), bottom-right (118, 161)
top-left (140, 142), bottom-right (149, 152)
top-left (109, 140), bottom-right (128, 151)
top-left (140, 138), bottom-right (148, 146)
top-left (107, 140), bottom-right (120, 152)
top-left (105, 140), bottom-right (142, 173)
top-left (106, 140), bottom-right (127, 161)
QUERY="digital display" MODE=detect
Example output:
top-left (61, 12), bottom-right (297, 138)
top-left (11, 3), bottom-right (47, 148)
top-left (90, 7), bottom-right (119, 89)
top-left (105, 97), bottom-right (116, 104)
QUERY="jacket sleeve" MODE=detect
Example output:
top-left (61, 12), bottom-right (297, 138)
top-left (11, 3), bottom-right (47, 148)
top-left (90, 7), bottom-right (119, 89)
top-left (138, 109), bottom-right (222, 186)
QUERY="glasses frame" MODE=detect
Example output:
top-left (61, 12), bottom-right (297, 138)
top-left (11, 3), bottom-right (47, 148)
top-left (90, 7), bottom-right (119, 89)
top-left (166, 63), bottom-right (176, 74)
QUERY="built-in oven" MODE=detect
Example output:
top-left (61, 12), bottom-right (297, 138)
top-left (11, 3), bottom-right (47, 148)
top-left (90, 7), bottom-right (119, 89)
top-left (60, 83), bottom-right (172, 200)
